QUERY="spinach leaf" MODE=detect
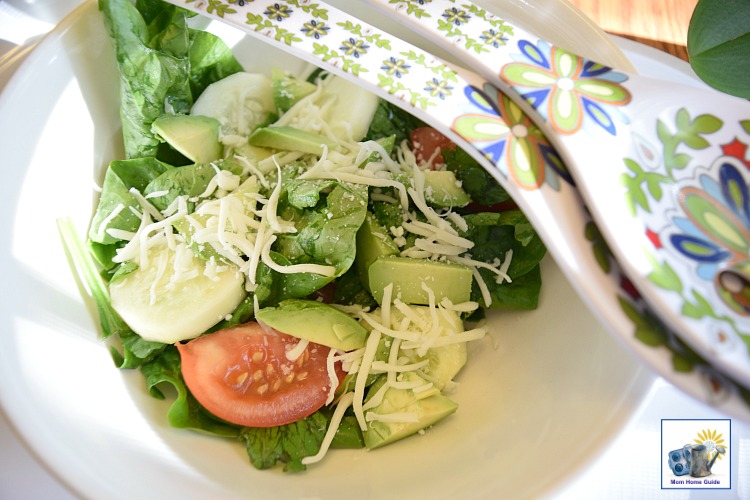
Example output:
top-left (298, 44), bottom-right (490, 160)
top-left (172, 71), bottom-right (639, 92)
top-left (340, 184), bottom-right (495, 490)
top-left (239, 411), bottom-right (329, 472)
top-left (111, 327), bottom-right (168, 369)
top-left (687, 0), bottom-right (750, 98)
top-left (443, 147), bottom-right (511, 207)
top-left (58, 218), bottom-right (133, 340)
top-left (140, 346), bottom-right (240, 437)
top-left (100, 0), bottom-right (243, 159)
top-left (278, 181), bottom-right (368, 277)
top-left (364, 99), bottom-right (426, 144)
top-left (100, 0), bottom-right (192, 158)
top-left (461, 210), bottom-right (547, 309)
top-left (333, 266), bottom-right (379, 309)
top-left (89, 157), bottom-right (172, 244)
top-left (188, 29), bottom-right (245, 98)
top-left (144, 162), bottom-right (217, 211)
top-left (475, 264), bottom-right (542, 310)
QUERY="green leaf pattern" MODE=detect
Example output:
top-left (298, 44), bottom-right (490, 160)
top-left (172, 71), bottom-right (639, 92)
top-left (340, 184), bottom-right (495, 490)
top-left (179, 0), bottom-right (478, 111)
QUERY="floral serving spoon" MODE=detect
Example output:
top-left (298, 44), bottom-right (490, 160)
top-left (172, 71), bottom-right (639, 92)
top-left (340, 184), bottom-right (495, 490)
top-left (361, 0), bottom-right (750, 389)
top-left (160, 0), bottom-right (750, 417)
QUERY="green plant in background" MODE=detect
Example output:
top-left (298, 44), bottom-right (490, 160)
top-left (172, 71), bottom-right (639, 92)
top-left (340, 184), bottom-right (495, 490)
top-left (687, 0), bottom-right (750, 99)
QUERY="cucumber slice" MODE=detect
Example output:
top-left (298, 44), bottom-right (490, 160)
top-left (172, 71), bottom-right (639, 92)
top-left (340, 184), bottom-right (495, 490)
top-left (319, 75), bottom-right (379, 142)
top-left (282, 74), bottom-right (379, 142)
top-left (109, 241), bottom-right (245, 343)
top-left (191, 72), bottom-right (275, 144)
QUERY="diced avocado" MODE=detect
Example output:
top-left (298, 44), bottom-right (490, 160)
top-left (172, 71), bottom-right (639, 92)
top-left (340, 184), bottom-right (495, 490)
top-left (336, 337), bottom-right (391, 396)
top-left (368, 256), bottom-right (473, 305)
top-left (151, 115), bottom-right (222, 163)
top-left (272, 68), bottom-right (317, 113)
top-left (255, 299), bottom-right (367, 351)
top-left (392, 305), bottom-right (467, 390)
top-left (423, 170), bottom-right (471, 207)
top-left (363, 372), bottom-right (458, 449)
top-left (248, 125), bottom-right (337, 155)
top-left (356, 212), bottom-right (400, 289)
top-left (230, 143), bottom-right (275, 164)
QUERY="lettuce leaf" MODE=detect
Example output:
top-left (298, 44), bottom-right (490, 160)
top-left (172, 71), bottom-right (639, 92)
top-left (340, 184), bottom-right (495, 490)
top-left (461, 210), bottom-right (547, 310)
top-left (277, 181), bottom-right (369, 277)
top-left (99, 0), bottom-right (242, 159)
top-left (364, 99), bottom-right (426, 144)
top-left (443, 147), bottom-right (511, 207)
top-left (88, 157), bottom-right (172, 244)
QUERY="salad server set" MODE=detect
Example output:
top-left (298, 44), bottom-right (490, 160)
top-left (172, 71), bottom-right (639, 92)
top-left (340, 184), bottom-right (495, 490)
top-left (162, 0), bottom-right (750, 418)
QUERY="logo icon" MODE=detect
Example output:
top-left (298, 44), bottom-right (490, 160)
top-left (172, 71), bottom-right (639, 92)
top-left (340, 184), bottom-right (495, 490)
top-left (662, 419), bottom-right (731, 489)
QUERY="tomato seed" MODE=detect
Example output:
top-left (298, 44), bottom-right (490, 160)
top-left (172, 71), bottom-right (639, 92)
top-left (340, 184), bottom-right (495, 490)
top-left (235, 372), bottom-right (249, 385)
top-left (252, 351), bottom-right (264, 363)
top-left (284, 373), bottom-right (295, 384)
top-left (257, 383), bottom-right (268, 396)
top-left (253, 369), bottom-right (263, 381)
top-left (272, 379), bottom-right (281, 393)
top-left (297, 371), bottom-right (308, 381)
top-left (266, 363), bottom-right (275, 376)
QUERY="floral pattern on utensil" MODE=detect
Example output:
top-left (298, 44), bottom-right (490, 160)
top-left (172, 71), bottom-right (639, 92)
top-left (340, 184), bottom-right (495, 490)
top-left (623, 110), bottom-right (750, 345)
top-left (500, 40), bottom-right (631, 136)
top-left (452, 85), bottom-right (567, 190)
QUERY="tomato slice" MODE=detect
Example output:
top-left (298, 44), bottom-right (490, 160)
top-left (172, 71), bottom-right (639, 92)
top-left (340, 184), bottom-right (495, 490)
top-left (410, 126), bottom-right (456, 168)
top-left (177, 322), bottom-right (338, 427)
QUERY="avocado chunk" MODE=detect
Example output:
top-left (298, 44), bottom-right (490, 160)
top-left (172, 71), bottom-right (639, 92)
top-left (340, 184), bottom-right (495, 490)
top-left (423, 170), bottom-right (471, 208)
top-left (151, 115), bottom-right (222, 163)
top-left (255, 299), bottom-right (368, 351)
top-left (391, 305), bottom-right (468, 390)
top-left (368, 256), bottom-right (473, 305)
top-left (356, 305), bottom-right (467, 390)
top-left (248, 125), bottom-right (338, 155)
top-left (363, 372), bottom-right (458, 449)
top-left (272, 68), bottom-right (317, 113)
top-left (356, 212), bottom-right (400, 289)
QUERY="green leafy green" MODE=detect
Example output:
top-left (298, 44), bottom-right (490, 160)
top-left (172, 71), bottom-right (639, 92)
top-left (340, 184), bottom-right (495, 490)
top-left (187, 30), bottom-right (245, 98)
top-left (239, 411), bottom-right (329, 472)
top-left (140, 347), bottom-right (240, 436)
top-left (144, 162), bottom-right (218, 211)
top-left (364, 99), bottom-right (426, 144)
top-left (461, 211), bottom-right (547, 310)
top-left (88, 157), bottom-right (172, 244)
top-left (99, 0), bottom-right (243, 159)
top-left (443, 147), bottom-right (511, 207)
top-left (99, 0), bottom-right (191, 158)
top-left (57, 218), bottom-right (132, 340)
top-left (277, 181), bottom-right (369, 277)
top-left (688, 0), bottom-right (750, 98)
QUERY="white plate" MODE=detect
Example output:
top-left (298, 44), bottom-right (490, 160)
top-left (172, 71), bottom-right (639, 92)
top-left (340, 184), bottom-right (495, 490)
top-left (0, 1), bottom-right (653, 498)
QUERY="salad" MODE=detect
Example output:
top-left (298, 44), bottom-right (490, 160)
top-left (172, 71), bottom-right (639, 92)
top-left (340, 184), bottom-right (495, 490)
top-left (60, 0), bottom-right (546, 472)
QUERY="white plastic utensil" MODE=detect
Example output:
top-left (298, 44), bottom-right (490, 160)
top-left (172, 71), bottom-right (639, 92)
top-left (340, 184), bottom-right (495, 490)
top-left (363, 0), bottom-right (750, 388)
top-left (159, 0), bottom-right (750, 416)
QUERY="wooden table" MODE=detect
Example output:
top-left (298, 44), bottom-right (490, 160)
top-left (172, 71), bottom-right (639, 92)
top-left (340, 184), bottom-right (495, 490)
top-left (567, 0), bottom-right (698, 61)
